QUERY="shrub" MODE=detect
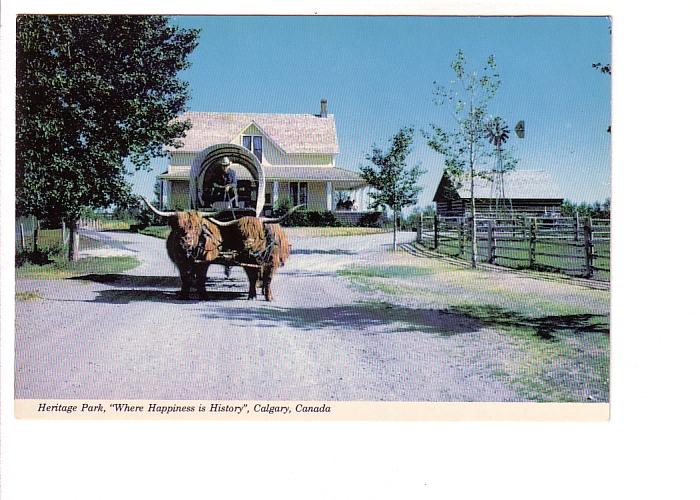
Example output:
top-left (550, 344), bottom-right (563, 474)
top-left (357, 212), bottom-right (385, 228)
top-left (306, 211), bottom-right (342, 227)
top-left (15, 244), bottom-right (64, 267)
top-left (133, 204), bottom-right (166, 231)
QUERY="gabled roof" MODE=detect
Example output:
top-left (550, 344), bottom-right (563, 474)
top-left (170, 112), bottom-right (339, 155)
top-left (434, 170), bottom-right (563, 201)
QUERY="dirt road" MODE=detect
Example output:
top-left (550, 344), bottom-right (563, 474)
top-left (16, 229), bottom-right (523, 401)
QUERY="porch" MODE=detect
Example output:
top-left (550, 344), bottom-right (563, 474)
top-left (262, 179), bottom-right (372, 215)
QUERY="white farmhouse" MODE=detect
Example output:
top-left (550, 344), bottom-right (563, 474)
top-left (158, 100), bottom-right (371, 221)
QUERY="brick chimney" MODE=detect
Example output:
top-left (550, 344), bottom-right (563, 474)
top-left (320, 99), bottom-right (328, 118)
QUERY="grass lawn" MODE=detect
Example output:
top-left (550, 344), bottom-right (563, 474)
top-left (284, 227), bottom-right (390, 237)
top-left (139, 225), bottom-right (170, 239)
top-left (16, 255), bottom-right (139, 280)
top-left (16, 233), bottom-right (138, 280)
top-left (98, 219), bottom-right (136, 231)
top-left (138, 225), bottom-right (391, 240)
top-left (338, 254), bottom-right (609, 402)
top-left (18, 228), bottom-right (107, 251)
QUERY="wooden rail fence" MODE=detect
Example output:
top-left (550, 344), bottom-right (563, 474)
top-left (15, 217), bottom-right (104, 252)
top-left (416, 214), bottom-right (610, 280)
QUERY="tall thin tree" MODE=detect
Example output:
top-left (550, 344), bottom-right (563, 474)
top-left (424, 51), bottom-right (501, 268)
top-left (360, 128), bottom-right (425, 251)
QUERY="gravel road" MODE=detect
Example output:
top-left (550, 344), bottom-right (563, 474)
top-left (16, 229), bottom-right (518, 401)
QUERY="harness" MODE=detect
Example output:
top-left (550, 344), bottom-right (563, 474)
top-left (193, 222), bottom-right (277, 270)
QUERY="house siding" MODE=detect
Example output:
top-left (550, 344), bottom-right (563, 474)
top-left (237, 124), bottom-right (334, 167)
top-left (169, 181), bottom-right (190, 210)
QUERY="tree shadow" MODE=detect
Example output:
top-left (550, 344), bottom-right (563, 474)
top-left (71, 273), bottom-right (251, 304)
top-left (450, 304), bottom-right (609, 341)
top-left (70, 273), bottom-right (181, 288)
top-left (92, 288), bottom-right (248, 304)
top-left (203, 301), bottom-right (482, 337)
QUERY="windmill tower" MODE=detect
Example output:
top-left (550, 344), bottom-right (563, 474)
top-left (484, 116), bottom-right (513, 217)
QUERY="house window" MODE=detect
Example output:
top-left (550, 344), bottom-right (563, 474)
top-left (290, 182), bottom-right (308, 208)
top-left (242, 135), bottom-right (263, 162)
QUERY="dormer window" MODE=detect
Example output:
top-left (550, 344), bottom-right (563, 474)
top-left (242, 135), bottom-right (263, 162)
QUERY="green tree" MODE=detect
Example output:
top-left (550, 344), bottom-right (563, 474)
top-left (424, 51), bottom-right (501, 268)
top-left (16, 15), bottom-right (199, 260)
top-left (360, 127), bottom-right (425, 251)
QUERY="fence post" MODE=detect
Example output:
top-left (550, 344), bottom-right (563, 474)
top-left (574, 211), bottom-right (580, 242)
top-left (529, 218), bottom-right (537, 269)
top-left (458, 217), bottom-right (465, 257)
top-left (433, 214), bottom-right (439, 250)
top-left (487, 219), bottom-right (495, 264)
top-left (584, 217), bottom-right (594, 278)
top-left (33, 219), bottom-right (40, 252)
top-left (416, 213), bottom-right (423, 244)
top-left (19, 222), bottom-right (26, 251)
top-left (62, 221), bottom-right (68, 245)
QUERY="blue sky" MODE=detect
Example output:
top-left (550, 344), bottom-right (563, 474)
top-left (130, 16), bottom-right (611, 206)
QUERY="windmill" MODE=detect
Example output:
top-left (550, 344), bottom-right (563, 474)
top-left (484, 116), bottom-right (513, 216)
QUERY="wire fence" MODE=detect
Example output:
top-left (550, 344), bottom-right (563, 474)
top-left (417, 214), bottom-right (610, 281)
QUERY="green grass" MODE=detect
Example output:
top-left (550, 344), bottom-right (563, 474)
top-left (98, 219), bottom-right (136, 231)
top-left (18, 229), bottom-right (106, 252)
top-left (139, 225), bottom-right (171, 239)
top-left (338, 255), bottom-right (609, 402)
top-left (16, 290), bottom-right (43, 301)
top-left (285, 227), bottom-right (390, 237)
top-left (138, 225), bottom-right (390, 240)
top-left (339, 264), bottom-right (437, 279)
top-left (16, 255), bottom-right (139, 280)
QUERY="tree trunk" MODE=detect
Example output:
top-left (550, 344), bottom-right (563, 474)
top-left (392, 207), bottom-right (398, 251)
top-left (33, 219), bottom-right (40, 252)
top-left (68, 218), bottom-right (80, 262)
top-left (470, 169), bottom-right (477, 268)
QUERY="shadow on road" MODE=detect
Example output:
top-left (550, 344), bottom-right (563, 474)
top-left (72, 273), bottom-right (251, 304)
top-left (92, 289), bottom-right (249, 304)
top-left (204, 301), bottom-right (482, 337)
top-left (71, 273), bottom-right (181, 288)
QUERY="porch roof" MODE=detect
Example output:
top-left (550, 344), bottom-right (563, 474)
top-left (158, 166), bottom-right (366, 184)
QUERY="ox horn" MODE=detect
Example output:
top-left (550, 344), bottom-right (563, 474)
top-left (204, 216), bottom-right (239, 227)
top-left (259, 204), bottom-right (304, 224)
top-left (141, 197), bottom-right (176, 218)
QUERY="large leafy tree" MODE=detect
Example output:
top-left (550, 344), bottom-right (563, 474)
top-left (424, 51), bottom-right (501, 268)
top-left (360, 127), bottom-right (425, 251)
top-left (16, 15), bottom-right (199, 259)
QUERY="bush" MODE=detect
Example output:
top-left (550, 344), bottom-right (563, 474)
top-left (133, 205), bottom-right (166, 231)
top-left (307, 211), bottom-right (342, 227)
top-left (357, 212), bottom-right (385, 228)
top-left (277, 209), bottom-right (342, 227)
top-left (272, 198), bottom-right (343, 227)
top-left (16, 244), bottom-right (64, 267)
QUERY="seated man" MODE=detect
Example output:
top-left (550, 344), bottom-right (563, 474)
top-left (205, 157), bottom-right (238, 207)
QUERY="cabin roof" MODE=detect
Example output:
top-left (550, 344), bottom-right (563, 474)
top-left (434, 169), bottom-right (564, 201)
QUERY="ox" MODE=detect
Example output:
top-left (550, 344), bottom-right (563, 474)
top-left (143, 199), bottom-right (294, 301)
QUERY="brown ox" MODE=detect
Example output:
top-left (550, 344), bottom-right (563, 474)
top-left (221, 218), bottom-right (291, 301)
top-left (143, 199), bottom-right (294, 301)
